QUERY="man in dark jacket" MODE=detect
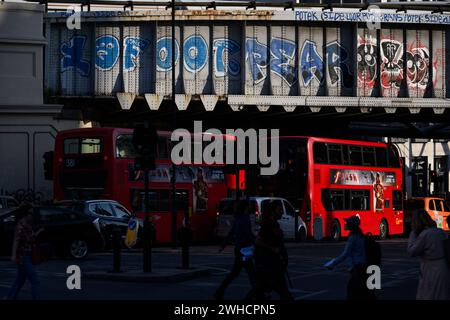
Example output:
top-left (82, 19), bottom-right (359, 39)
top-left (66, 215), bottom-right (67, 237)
top-left (252, 202), bottom-right (293, 300)
top-left (214, 200), bottom-right (256, 300)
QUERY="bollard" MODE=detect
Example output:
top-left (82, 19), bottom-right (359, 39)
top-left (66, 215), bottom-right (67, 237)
top-left (180, 206), bottom-right (192, 269)
top-left (181, 227), bottom-right (190, 269)
top-left (143, 219), bottom-right (152, 272)
top-left (112, 227), bottom-right (122, 273)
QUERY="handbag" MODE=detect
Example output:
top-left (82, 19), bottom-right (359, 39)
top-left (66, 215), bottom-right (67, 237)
top-left (443, 238), bottom-right (450, 268)
top-left (240, 246), bottom-right (254, 262)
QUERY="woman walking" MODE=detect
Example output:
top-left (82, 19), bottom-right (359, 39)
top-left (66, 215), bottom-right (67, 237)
top-left (251, 202), bottom-right (293, 300)
top-left (407, 209), bottom-right (450, 300)
top-left (324, 215), bottom-right (375, 300)
top-left (7, 203), bottom-right (41, 300)
top-left (214, 200), bottom-right (256, 300)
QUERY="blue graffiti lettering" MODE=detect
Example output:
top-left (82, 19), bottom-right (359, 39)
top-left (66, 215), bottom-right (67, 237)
top-left (246, 38), bottom-right (269, 84)
top-left (183, 35), bottom-right (208, 73)
top-left (123, 37), bottom-right (150, 72)
top-left (95, 35), bottom-right (120, 71)
top-left (300, 40), bottom-right (323, 87)
top-left (326, 41), bottom-right (353, 87)
top-left (61, 35), bottom-right (91, 76)
top-left (270, 38), bottom-right (297, 86)
top-left (213, 38), bottom-right (240, 77)
top-left (156, 37), bottom-right (179, 71)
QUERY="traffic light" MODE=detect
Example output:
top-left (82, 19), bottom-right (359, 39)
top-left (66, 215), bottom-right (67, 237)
top-left (132, 122), bottom-right (158, 170)
top-left (43, 151), bottom-right (54, 180)
top-left (430, 170), bottom-right (438, 183)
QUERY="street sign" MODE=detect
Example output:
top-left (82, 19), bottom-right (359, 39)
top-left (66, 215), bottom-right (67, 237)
top-left (125, 218), bottom-right (140, 249)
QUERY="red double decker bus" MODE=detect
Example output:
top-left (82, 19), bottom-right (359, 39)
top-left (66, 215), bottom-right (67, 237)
top-left (254, 136), bottom-right (404, 240)
top-left (53, 127), bottom-right (243, 243)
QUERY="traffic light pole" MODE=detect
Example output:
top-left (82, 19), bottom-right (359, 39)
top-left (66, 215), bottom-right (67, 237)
top-left (171, 0), bottom-right (177, 248)
top-left (133, 121), bottom-right (157, 273)
top-left (143, 167), bottom-right (152, 272)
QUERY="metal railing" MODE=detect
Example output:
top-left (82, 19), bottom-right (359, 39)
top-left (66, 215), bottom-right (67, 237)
top-left (15, 0), bottom-right (450, 13)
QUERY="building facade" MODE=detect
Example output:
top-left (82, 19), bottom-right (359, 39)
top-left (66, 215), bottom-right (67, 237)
top-left (0, 2), bottom-right (89, 202)
top-left (394, 138), bottom-right (450, 199)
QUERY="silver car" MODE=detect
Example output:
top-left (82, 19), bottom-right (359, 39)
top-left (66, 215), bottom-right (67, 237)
top-left (216, 197), bottom-right (307, 241)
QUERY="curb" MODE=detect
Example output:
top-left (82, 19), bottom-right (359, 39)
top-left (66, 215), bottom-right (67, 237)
top-left (83, 268), bottom-right (211, 283)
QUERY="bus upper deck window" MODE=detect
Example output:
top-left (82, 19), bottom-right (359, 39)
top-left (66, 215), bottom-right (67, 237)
top-left (313, 142), bottom-right (327, 164)
top-left (349, 146), bottom-right (362, 166)
top-left (328, 144), bottom-right (343, 165)
top-left (362, 147), bottom-right (376, 166)
top-left (375, 148), bottom-right (388, 167)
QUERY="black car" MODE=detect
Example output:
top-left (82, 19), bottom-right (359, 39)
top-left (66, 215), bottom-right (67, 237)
top-left (0, 196), bottom-right (19, 213)
top-left (53, 200), bottom-right (138, 247)
top-left (0, 206), bottom-right (104, 259)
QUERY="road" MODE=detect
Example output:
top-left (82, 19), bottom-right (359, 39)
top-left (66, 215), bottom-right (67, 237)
top-left (0, 238), bottom-right (420, 300)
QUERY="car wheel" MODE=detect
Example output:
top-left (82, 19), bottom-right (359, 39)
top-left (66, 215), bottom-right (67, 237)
top-left (297, 227), bottom-right (307, 242)
top-left (379, 219), bottom-right (389, 240)
top-left (69, 239), bottom-right (89, 259)
top-left (331, 220), bottom-right (341, 242)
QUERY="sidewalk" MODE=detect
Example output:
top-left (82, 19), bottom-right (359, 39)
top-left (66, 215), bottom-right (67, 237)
top-left (84, 267), bottom-right (211, 283)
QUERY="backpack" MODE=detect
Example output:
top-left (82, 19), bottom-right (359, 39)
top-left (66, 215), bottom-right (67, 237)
top-left (364, 233), bottom-right (381, 267)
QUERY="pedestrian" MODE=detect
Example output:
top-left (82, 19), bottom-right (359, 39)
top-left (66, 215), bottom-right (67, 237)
top-left (6, 203), bottom-right (43, 300)
top-left (214, 199), bottom-right (256, 300)
top-left (251, 201), bottom-right (293, 300)
top-left (407, 209), bottom-right (450, 300)
top-left (324, 215), bottom-right (376, 300)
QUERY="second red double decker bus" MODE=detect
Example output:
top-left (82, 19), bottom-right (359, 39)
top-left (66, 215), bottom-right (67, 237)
top-left (254, 136), bottom-right (404, 240)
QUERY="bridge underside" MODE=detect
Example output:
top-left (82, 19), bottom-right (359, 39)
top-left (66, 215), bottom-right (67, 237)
top-left (57, 97), bottom-right (450, 139)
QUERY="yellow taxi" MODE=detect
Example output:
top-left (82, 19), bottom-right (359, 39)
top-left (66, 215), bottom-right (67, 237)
top-left (405, 197), bottom-right (450, 232)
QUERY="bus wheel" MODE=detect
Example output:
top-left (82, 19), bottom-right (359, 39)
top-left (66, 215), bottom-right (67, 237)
top-left (331, 220), bottom-right (341, 242)
top-left (379, 219), bottom-right (389, 240)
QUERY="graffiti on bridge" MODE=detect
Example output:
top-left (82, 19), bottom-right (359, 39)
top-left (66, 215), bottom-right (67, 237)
top-left (358, 32), bottom-right (445, 97)
top-left (60, 34), bottom-right (353, 89)
top-left (60, 31), bottom-right (444, 95)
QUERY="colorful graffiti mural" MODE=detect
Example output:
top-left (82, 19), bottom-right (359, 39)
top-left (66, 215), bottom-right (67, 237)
top-left (406, 30), bottom-right (429, 98)
top-left (213, 39), bottom-right (241, 77)
top-left (300, 40), bottom-right (323, 88)
top-left (124, 37), bottom-right (150, 72)
top-left (95, 35), bottom-right (120, 71)
top-left (52, 24), bottom-right (445, 99)
top-left (61, 35), bottom-right (91, 76)
top-left (357, 30), bottom-right (377, 97)
top-left (380, 30), bottom-right (404, 97)
top-left (407, 46), bottom-right (429, 92)
top-left (326, 41), bottom-right (352, 88)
